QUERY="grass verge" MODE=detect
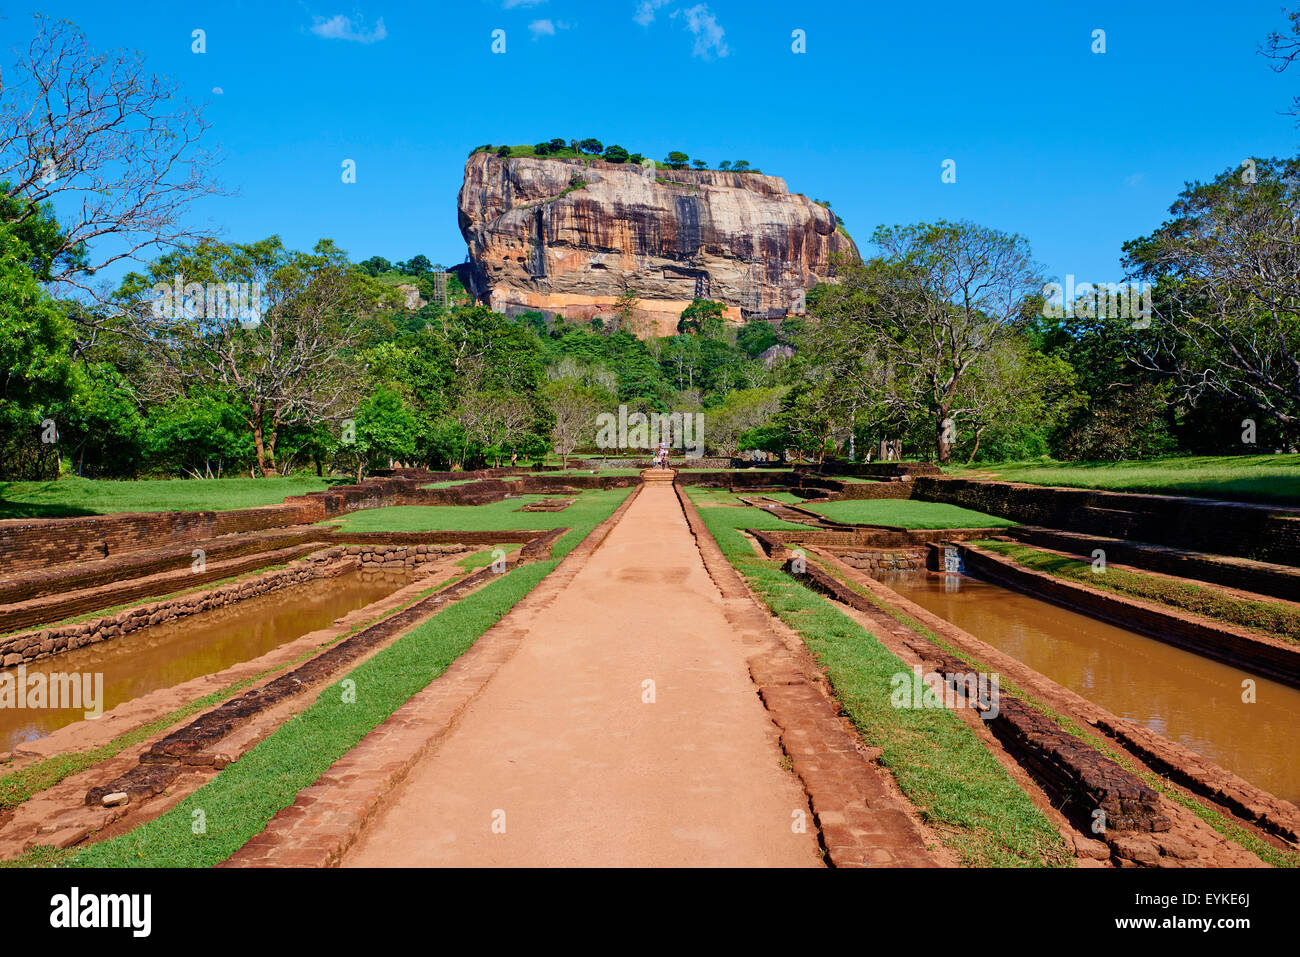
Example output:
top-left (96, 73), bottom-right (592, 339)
top-left (0, 476), bottom-right (340, 519)
top-left (943, 455), bottom-right (1300, 506)
top-left (803, 499), bottom-right (1018, 529)
top-left (321, 488), bottom-right (630, 539)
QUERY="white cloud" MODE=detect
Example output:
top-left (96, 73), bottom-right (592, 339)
top-left (634, 0), bottom-right (670, 27)
top-left (673, 4), bottom-right (728, 59)
top-left (310, 14), bottom-right (388, 44)
top-left (1124, 173), bottom-right (1144, 188)
top-left (529, 18), bottom-right (570, 38)
top-left (505, 0), bottom-right (546, 7)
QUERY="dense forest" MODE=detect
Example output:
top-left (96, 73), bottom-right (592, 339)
top-left (3, 18), bottom-right (1299, 481)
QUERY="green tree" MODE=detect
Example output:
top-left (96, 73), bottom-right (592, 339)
top-left (354, 387), bottom-right (419, 480)
top-left (809, 221), bottom-right (1042, 463)
top-left (146, 391), bottom-right (254, 478)
top-left (677, 298), bottom-right (726, 334)
top-left (578, 138), bottom-right (604, 155)
top-left (118, 236), bottom-right (388, 475)
top-left (357, 256), bottom-right (392, 277)
top-left (602, 144), bottom-right (630, 164)
top-left (1123, 155), bottom-right (1300, 443)
top-left (664, 151), bottom-right (690, 169)
top-left (0, 225), bottom-right (81, 479)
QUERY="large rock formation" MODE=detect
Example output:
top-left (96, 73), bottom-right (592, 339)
top-left (457, 152), bottom-right (857, 336)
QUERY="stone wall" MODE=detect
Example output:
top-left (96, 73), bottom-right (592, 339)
top-left (0, 501), bottom-right (325, 576)
top-left (1005, 526), bottom-right (1300, 603)
top-left (913, 477), bottom-right (1300, 565)
top-left (828, 549), bottom-right (926, 573)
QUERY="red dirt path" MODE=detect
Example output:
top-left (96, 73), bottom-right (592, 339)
top-left (341, 483), bottom-right (822, 867)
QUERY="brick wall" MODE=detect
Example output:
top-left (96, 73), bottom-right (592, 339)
top-left (913, 477), bottom-right (1300, 565)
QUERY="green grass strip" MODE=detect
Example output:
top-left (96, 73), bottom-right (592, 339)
top-left (941, 454), bottom-right (1300, 506)
top-left (803, 499), bottom-right (1018, 529)
top-left (689, 497), bottom-right (1071, 868)
top-left (974, 540), bottom-right (1300, 643)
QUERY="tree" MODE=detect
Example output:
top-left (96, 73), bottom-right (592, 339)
top-left (719, 160), bottom-right (732, 171)
top-left (548, 138), bottom-right (567, 152)
top-left (354, 387), bottom-right (419, 480)
top-left (496, 145), bottom-right (512, 158)
top-left (706, 387), bottom-right (784, 456)
top-left (677, 298), bottom-right (726, 334)
top-left (664, 151), bottom-right (690, 169)
top-left (949, 339), bottom-right (1078, 464)
top-left (578, 138), bottom-right (604, 155)
top-left (737, 319), bottom-right (778, 358)
top-left (1261, 8), bottom-right (1300, 120)
top-left (543, 377), bottom-right (607, 466)
top-left (733, 160), bottom-right (750, 171)
top-left (809, 220), bottom-right (1042, 462)
top-left (0, 16), bottom-right (222, 315)
top-left (533, 142), bottom-right (552, 156)
top-left (121, 237), bottom-right (385, 475)
top-left (358, 256), bottom-right (393, 277)
top-left (145, 390), bottom-right (253, 478)
top-left (602, 144), bottom-right (630, 164)
top-left (692, 159), bottom-right (708, 169)
top-left (1122, 156), bottom-right (1300, 442)
top-left (0, 224), bottom-right (82, 479)
top-left (398, 254), bottom-right (432, 276)
top-left (613, 288), bottom-right (639, 334)
top-left (54, 364), bottom-right (148, 477)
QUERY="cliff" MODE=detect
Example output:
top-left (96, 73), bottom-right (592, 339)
top-left (456, 153), bottom-right (858, 336)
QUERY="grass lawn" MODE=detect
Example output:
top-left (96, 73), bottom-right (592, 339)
top-left (324, 489), bottom-right (630, 543)
top-left (945, 455), bottom-right (1300, 506)
top-left (682, 486), bottom-right (804, 508)
top-left (687, 493), bottom-right (1071, 867)
top-left (0, 476), bottom-right (340, 520)
top-left (804, 499), bottom-right (1017, 529)
top-left (973, 540), bottom-right (1300, 643)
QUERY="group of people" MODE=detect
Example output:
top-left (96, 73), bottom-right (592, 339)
top-left (652, 440), bottom-right (671, 470)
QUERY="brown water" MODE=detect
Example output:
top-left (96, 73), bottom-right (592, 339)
top-left (0, 569), bottom-right (413, 752)
top-left (879, 569), bottom-right (1300, 803)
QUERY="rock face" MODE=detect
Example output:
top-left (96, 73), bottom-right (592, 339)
top-left (457, 153), bottom-right (858, 336)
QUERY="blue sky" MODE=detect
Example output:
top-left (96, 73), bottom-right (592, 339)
top-left (3, 0), bottom-right (1296, 290)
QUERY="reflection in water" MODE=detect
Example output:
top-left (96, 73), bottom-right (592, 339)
top-left (879, 570), bottom-right (1300, 803)
top-left (0, 569), bottom-right (413, 752)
